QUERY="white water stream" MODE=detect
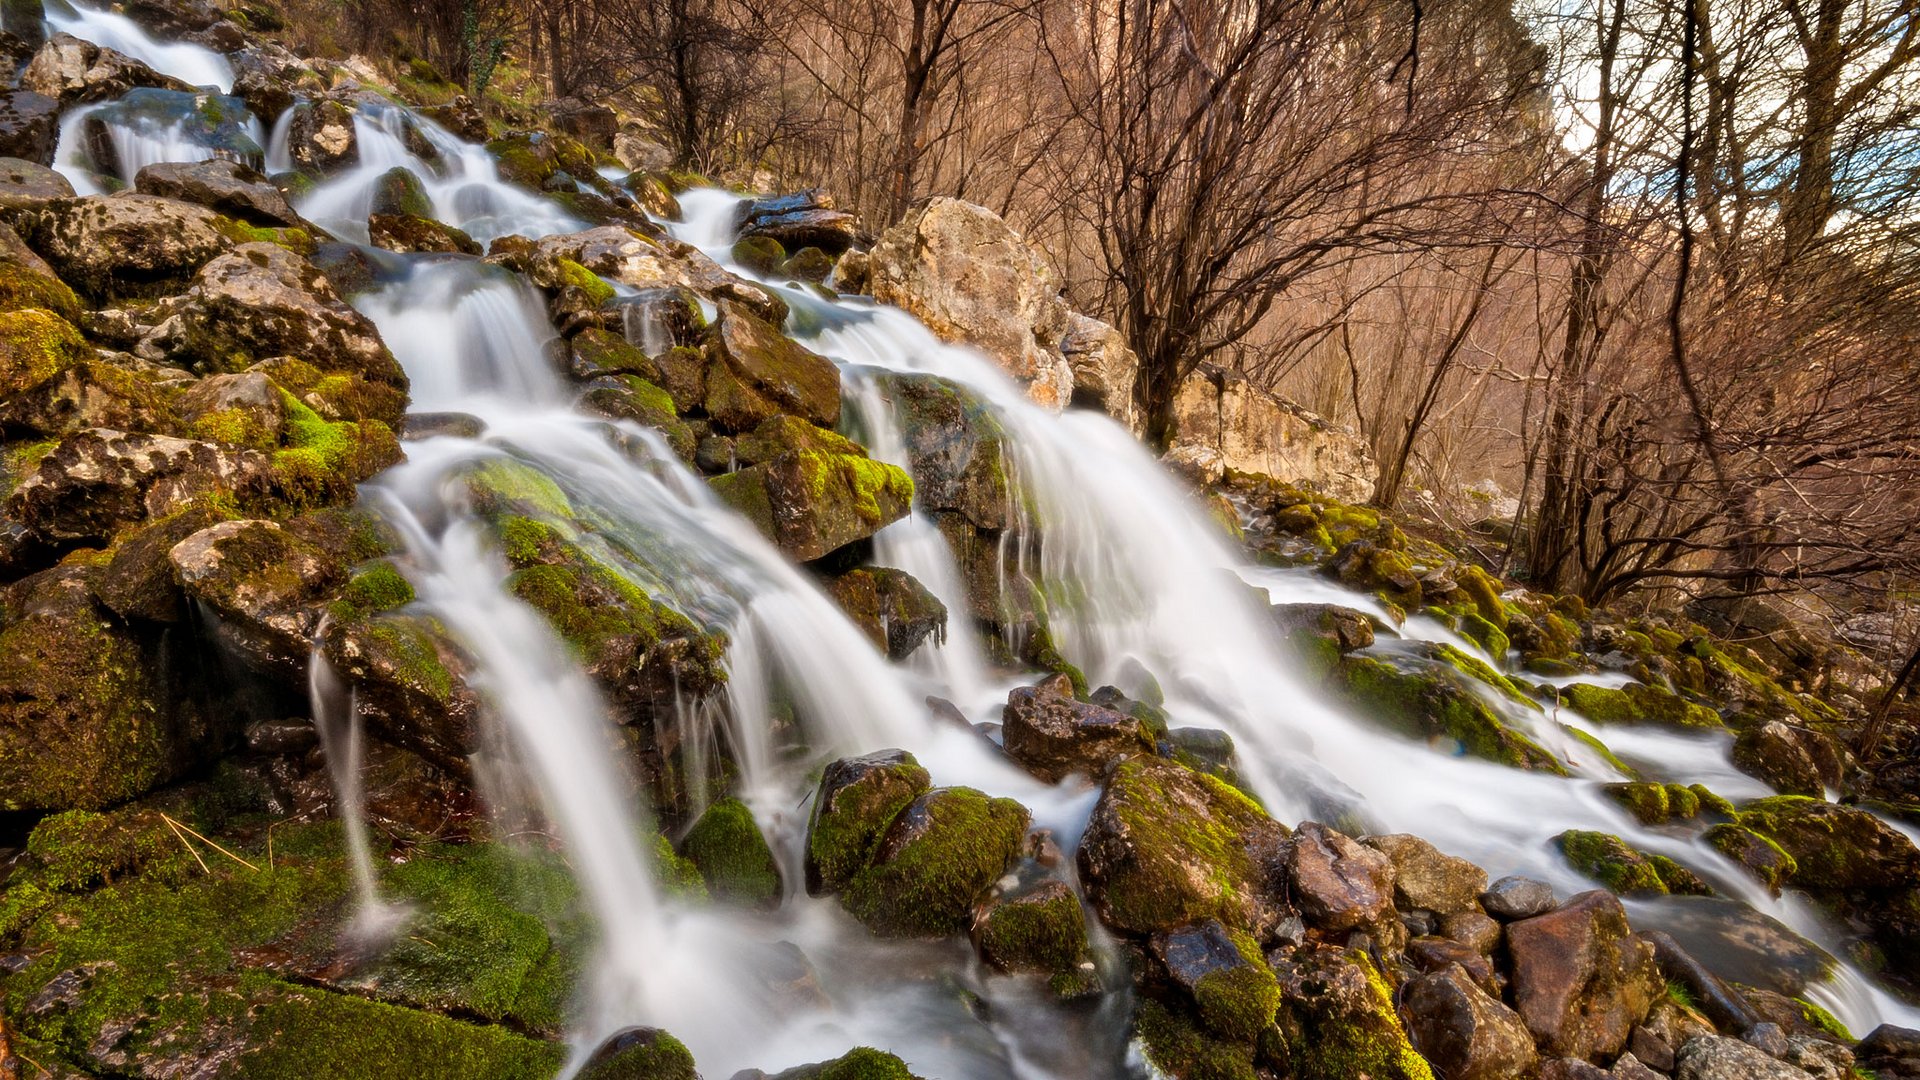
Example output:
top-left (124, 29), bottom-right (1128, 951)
top-left (24, 4), bottom-right (1920, 1066)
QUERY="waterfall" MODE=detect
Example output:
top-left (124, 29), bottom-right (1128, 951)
top-left (53, 93), bottom-right (266, 195)
top-left (44, 1), bottom-right (236, 90)
top-left (271, 102), bottom-right (583, 245)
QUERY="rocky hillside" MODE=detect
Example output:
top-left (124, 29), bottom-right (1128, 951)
top-left (0, 3), bottom-right (1914, 1080)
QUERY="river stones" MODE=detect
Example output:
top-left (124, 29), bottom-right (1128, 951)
top-left (1364, 832), bottom-right (1488, 915)
top-left (971, 877), bottom-right (1098, 999)
top-left (707, 414), bottom-right (913, 563)
top-left (1402, 962), bottom-right (1537, 1080)
top-left (677, 797), bottom-right (781, 908)
top-left (1288, 821), bottom-right (1398, 936)
top-left (823, 566), bottom-right (946, 661)
top-left (837, 787), bottom-right (1029, 937)
top-left (805, 750), bottom-right (932, 894)
top-left (702, 302), bottom-right (840, 433)
top-left (1482, 875), bottom-right (1556, 920)
top-left (21, 33), bottom-right (194, 105)
top-left (1674, 1035), bottom-right (1814, 1080)
top-left (1505, 890), bottom-right (1661, 1060)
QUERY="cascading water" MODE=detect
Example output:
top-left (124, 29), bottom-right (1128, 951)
top-left (28, 0), bottom-right (1915, 1055)
top-left (667, 188), bottom-right (1920, 1039)
top-left (268, 102), bottom-right (583, 245)
top-left (44, 0), bottom-right (236, 90)
top-left (53, 92), bottom-right (266, 195)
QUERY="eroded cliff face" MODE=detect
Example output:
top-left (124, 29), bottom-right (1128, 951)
top-left (1171, 364), bottom-right (1377, 505)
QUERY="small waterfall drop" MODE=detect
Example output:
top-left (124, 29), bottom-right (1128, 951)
top-left (44, 1), bottom-right (236, 90)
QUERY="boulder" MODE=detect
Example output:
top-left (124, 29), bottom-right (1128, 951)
top-left (577, 1026), bottom-right (698, 1080)
top-left (1269, 944), bottom-right (1437, 1080)
top-left (1402, 963), bottom-right (1538, 1080)
top-left (1170, 365), bottom-right (1376, 503)
top-left (0, 568), bottom-right (218, 810)
top-left (867, 197), bottom-right (1073, 411)
top-left (367, 213), bottom-right (481, 256)
top-left (1406, 936), bottom-right (1503, 996)
top-left (1288, 821), bottom-right (1398, 935)
top-left (1505, 890), bottom-right (1662, 1060)
top-left (1554, 829), bottom-right (1713, 897)
top-left (0, 307), bottom-right (90, 397)
top-left (1364, 833), bottom-right (1489, 915)
top-left (1736, 796), bottom-right (1920, 889)
top-left (1731, 721), bottom-right (1839, 796)
top-left (823, 566), bottom-right (947, 660)
top-left (1000, 672), bottom-right (1151, 783)
top-left (21, 33), bottom-right (194, 105)
top-left (226, 45), bottom-right (322, 123)
top-left (368, 166), bottom-right (432, 218)
top-left (750, 1048), bottom-right (921, 1080)
top-left (1151, 920), bottom-right (1280, 1041)
top-left (1060, 311), bottom-right (1140, 431)
top-left (281, 97), bottom-right (359, 174)
top-left (1703, 822), bottom-right (1799, 894)
top-left (134, 159), bottom-right (299, 227)
top-left (1078, 756), bottom-right (1291, 937)
top-left (0, 156), bottom-right (73, 210)
top-left (9, 429), bottom-right (274, 547)
top-left (320, 609), bottom-right (486, 779)
top-left (707, 416), bottom-right (913, 563)
top-left (677, 797), bottom-right (781, 908)
top-left (805, 749), bottom-right (932, 895)
top-left (0, 358), bottom-right (186, 439)
top-left (1328, 652), bottom-right (1564, 773)
top-left (14, 194), bottom-right (233, 302)
top-left (168, 519), bottom-right (346, 681)
top-left (871, 372), bottom-right (1009, 532)
top-left (0, 90), bottom-right (61, 166)
top-left (92, 505), bottom-right (222, 621)
top-left (971, 878), bottom-right (1099, 999)
top-left (1442, 910), bottom-right (1503, 952)
top-left (135, 242), bottom-right (407, 392)
top-left (1857, 1025), bottom-right (1920, 1080)
top-left (614, 130), bottom-right (672, 173)
top-left (837, 786), bottom-right (1029, 937)
top-left (702, 302), bottom-right (841, 432)
top-left (1673, 1035), bottom-right (1813, 1080)
top-left (733, 189), bottom-right (861, 255)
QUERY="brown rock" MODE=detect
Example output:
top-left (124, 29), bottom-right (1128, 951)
top-left (1288, 821), bottom-right (1397, 934)
top-left (1506, 890), bottom-right (1662, 1060)
top-left (1403, 963), bottom-right (1538, 1080)
top-left (1000, 672), bottom-right (1150, 784)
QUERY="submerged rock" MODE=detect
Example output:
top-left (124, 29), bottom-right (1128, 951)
top-left (83, 89), bottom-right (263, 178)
top-left (1327, 650), bottom-right (1564, 773)
top-left (1078, 756), bottom-right (1291, 937)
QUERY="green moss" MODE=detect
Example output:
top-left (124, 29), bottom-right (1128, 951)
top-left (191, 405), bottom-right (276, 449)
top-left (1600, 781), bottom-right (1704, 825)
top-left (467, 458), bottom-right (576, 518)
top-left (1555, 829), bottom-right (1711, 897)
top-left (237, 980), bottom-right (565, 1078)
top-left (499, 515), bottom-right (564, 567)
top-left (1458, 611), bottom-right (1510, 659)
top-left (362, 620), bottom-right (455, 704)
top-left (679, 797), bottom-right (780, 907)
top-left (807, 754), bottom-right (932, 894)
top-left (650, 833), bottom-right (708, 901)
top-left (1092, 758), bottom-right (1283, 933)
top-left (1562, 682), bottom-right (1724, 730)
top-left (0, 260), bottom-right (84, 322)
top-left (272, 392), bottom-right (400, 510)
top-left (1331, 654), bottom-right (1565, 773)
top-left (331, 562), bottom-right (415, 621)
top-left (578, 1028), bottom-right (699, 1080)
top-left (556, 258), bottom-right (615, 306)
top-left (24, 808), bottom-right (175, 892)
top-left (1792, 996), bottom-right (1853, 1041)
top-left (1134, 997), bottom-right (1258, 1080)
top-left (840, 788), bottom-right (1028, 937)
top-left (1190, 930), bottom-right (1281, 1042)
top-left (975, 883), bottom-right (1094, 995)
top-left (1691, 784), bottom-right (1737, 818)
top-left (806, 1046), bottom-right (918, 1080)
top-left (1562, 725), bottom-right (1638, 778)
top-left (213, 216), bottom-right (316, 256)
top-left (0, 308), bottom-right (90, 397)
top-left (1274, 948), bottom-right (1435, 1080)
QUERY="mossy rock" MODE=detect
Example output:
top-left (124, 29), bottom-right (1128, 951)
top-left (578, 1025), bottom-right (698, 1080)
top-left (1600, 782), bottom-right (1710, 826)
top-left (971, 878), bottom-right (1098, 999)
top-left (1328, 653), bottom-right (1565, 773)
top-left (1735, 796), bottom-right (1920, 889)
top-left (368, 165), bottom-right (433, 218)
top-left (678, 797), bottom-right (781, 908)
top-left (1458, 610), bottom-right (1509, 658)
top-left (806, 750), bottom-right (933, 895)
top-left (763, 1046), bottom-right (923, 1079)
top-left (1269, 945), bottom-right (1436, 1080)
top-left (731, 235), bottom-right (786, 275)
top-left (1153, 920), bottom-right (1280, 1041)
top-left (1132, 996), bottom-right (1258, 1080)
top-left (252, 355), bottom-right (408, 428)
top-left (1554, 829), bottom-right (1712, 897)
top-left (1078, 756), bottom-right (1292, 937)
top-left (1704, 823), bottom-right (1798, 895)
top-left (1561, 682), bottom-right (1724, 731)
top-left (708, 415), bottom-right (914, 563)
top-left (269, 392), bottom-right (402, 511)
top-left (579, 373), bottom-right (696, 460)
top-left (0, 251), bottom-right (83, 323)
top-left (0, 307), bottom-right (89, 397)
top-left (839, 787), bottom-right (1029, 937)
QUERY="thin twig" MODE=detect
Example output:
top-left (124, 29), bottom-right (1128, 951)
top-left (161, 813), bottom-right (261, 873)
top-left (161, 815), bottom-right (210, 876)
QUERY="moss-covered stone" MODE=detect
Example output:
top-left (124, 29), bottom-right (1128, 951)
top-left (578, 1026), bottom-right (698, 1080)
top-left (678, 797), bottom-right (781, 908)
top-left (1133, 996), bottom-right (1258, 1080)
top-left (1328, 653), bottom-right (1565, 773)
top-left (708, 415), bottom-right (914, 562)
top-left (1458, 610), bottom-right (1510, 658)
top-left (766, 1046), bottom-right (922, 1080)
top-left (1601, 782), bottom-right (1708, 825)
top-left (1704, 823), bottom-right (1798, 895)
top-left (806, 750), bottom-right (933, 895)
top-left (1153, 921), bottom-right (1280, 1041)
top-left (971, 878), bottom-right (1098, 999)
top-left (1735, 796), bottom-right (1920, 889)
top-left (702, 302), bottom-right (841, 433)
top-left (270, 392), bottom-right (403, 511)
top-left (840, 787), bottom-right (1029, 937)
top-left (1078, 756), bottom-right (1291, 937)
top-left (1554, 830), bottom-right (1712, 897)
top-left (1561, 682), bottom-right (1724, 730)
top-left (732, 235), bottom-right (786, 275)
top-left (579, 373), bottom-right (695, 460)
top-left (1269, 945), bottom-right (1436, 1080)
top-left (0, 253), bottom-right (84, 322)
top-left (0, 307), bottom-right (88, 397)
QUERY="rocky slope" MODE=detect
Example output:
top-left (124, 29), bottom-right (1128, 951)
top-left (0, 4), bottom-right (1914, 1080)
